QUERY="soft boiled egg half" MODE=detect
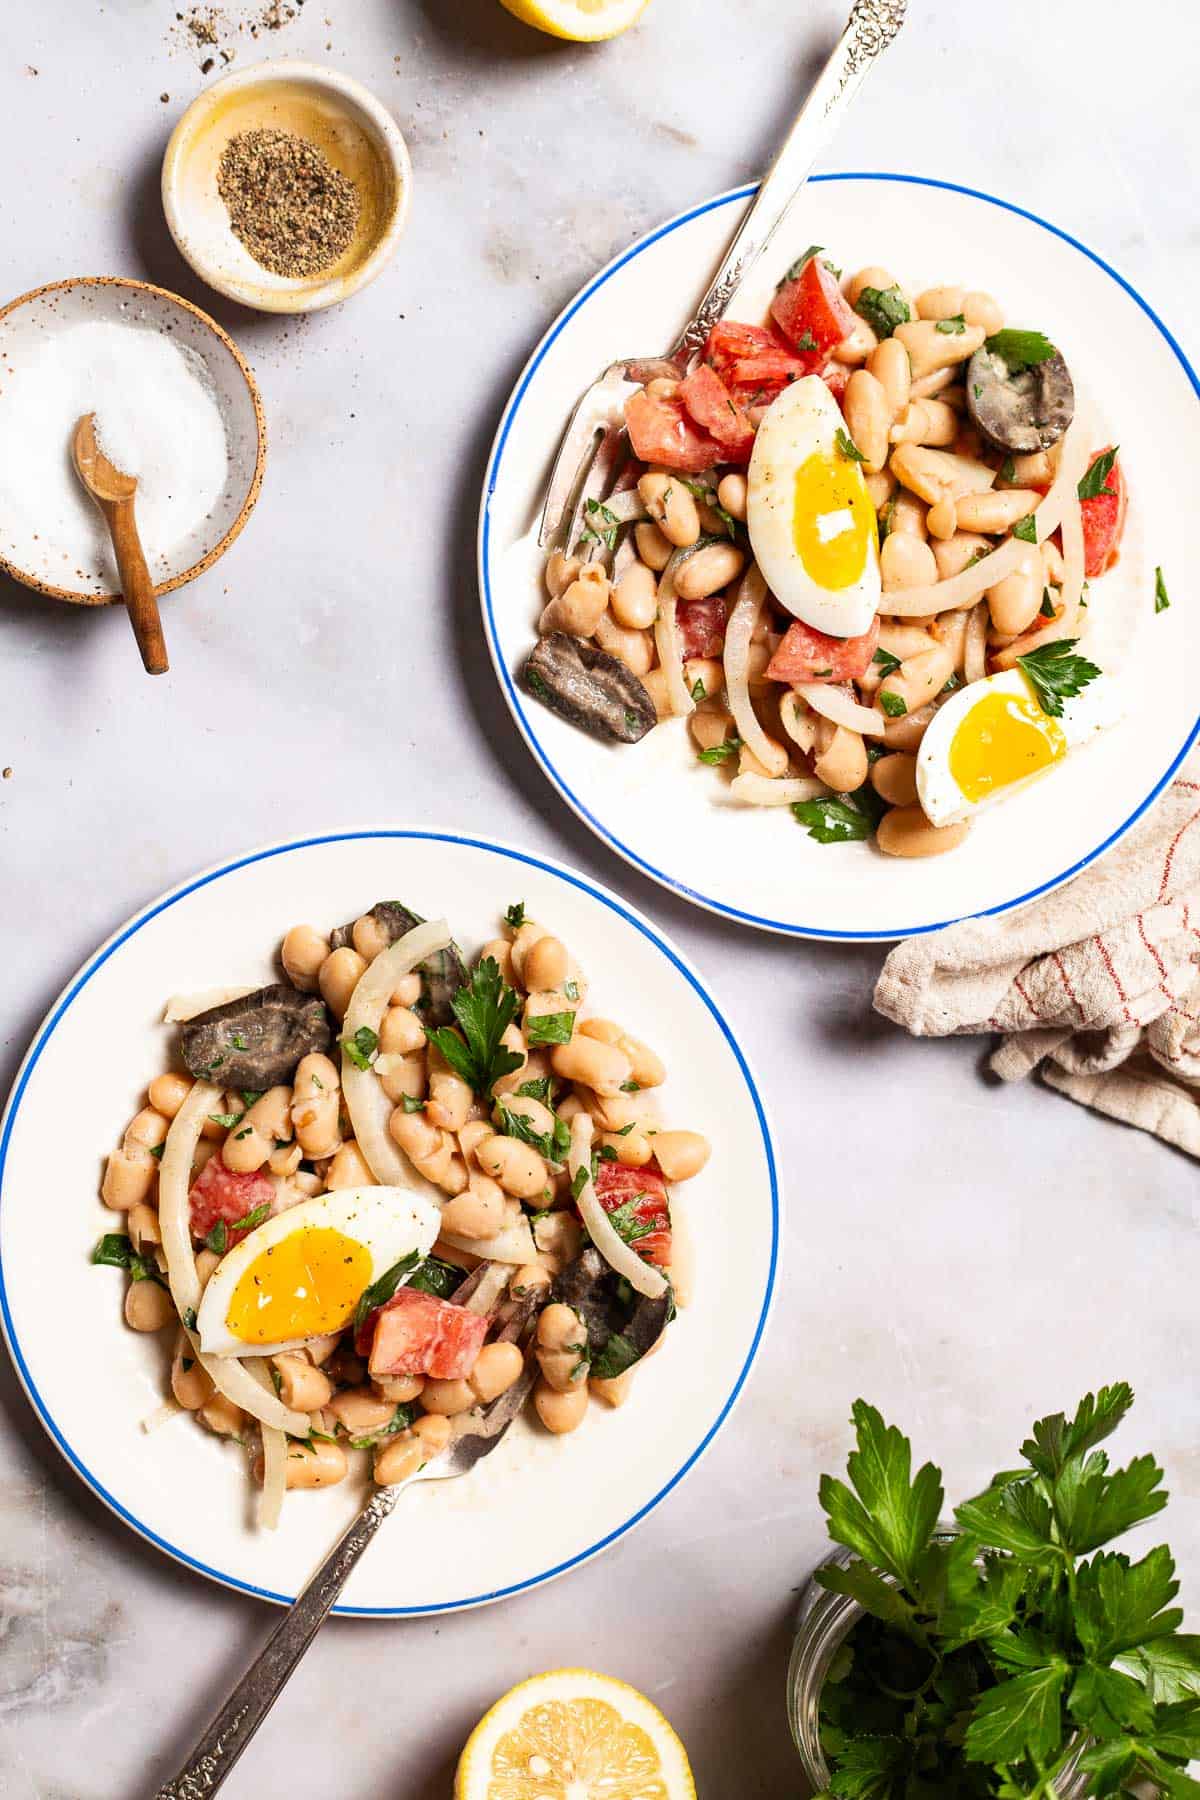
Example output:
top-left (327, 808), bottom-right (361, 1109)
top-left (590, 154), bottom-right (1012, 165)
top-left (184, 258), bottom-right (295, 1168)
top-left (917, 668), bottom-right (1123, 828)
top-left (747, 375), bottom-right (880, 638)
top-left (196, 1186), bottom-right (441, 1358)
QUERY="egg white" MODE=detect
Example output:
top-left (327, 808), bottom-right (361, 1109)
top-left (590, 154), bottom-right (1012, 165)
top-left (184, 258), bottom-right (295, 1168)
top-left (196, 1185), bottom-right (441, 1358)
top-left (747, 376), bottom-right (880, 638)
top-left (917, 668), bottom-right (1124, 827)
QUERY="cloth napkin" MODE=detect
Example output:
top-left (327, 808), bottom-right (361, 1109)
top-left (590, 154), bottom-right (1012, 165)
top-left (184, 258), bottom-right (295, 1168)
top-left (874, 755), bottom-right (1200, 1158)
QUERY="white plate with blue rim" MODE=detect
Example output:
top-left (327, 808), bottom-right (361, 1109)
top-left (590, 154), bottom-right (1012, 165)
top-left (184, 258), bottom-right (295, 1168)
top-left (0, 831), bottom-right (778, 1613)
top-left (479, 172), bottom-right (1200, 940)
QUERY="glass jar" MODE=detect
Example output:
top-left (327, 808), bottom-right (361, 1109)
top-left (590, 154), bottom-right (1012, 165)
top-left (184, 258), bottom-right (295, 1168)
top-left (788, 1543), bottom-right (1090, 1798)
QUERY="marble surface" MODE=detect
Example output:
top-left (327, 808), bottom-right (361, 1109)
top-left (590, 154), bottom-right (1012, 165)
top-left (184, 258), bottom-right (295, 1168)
top-left (1, 1), bottom-right (1198, 1794)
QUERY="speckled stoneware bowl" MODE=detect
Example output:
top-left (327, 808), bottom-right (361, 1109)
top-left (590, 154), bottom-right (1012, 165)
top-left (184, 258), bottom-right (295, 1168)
top-left (0, 276), bottom-right (266, 604)
top-left (162, 60), bottom-right (412, 314)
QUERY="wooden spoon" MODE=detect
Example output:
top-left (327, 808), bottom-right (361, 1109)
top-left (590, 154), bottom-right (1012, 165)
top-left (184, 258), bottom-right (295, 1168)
top-left (71, 413), bottom-right (169, 675)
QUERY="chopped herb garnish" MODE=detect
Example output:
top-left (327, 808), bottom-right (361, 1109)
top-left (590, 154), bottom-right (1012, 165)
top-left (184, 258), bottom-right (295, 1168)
top-left (400, 1094), bottom-right (425, 1113)
top-left (231, 1034), bottom-right (248, 1052)
top-left (1078, 446), bottom-right (1119, 500)
top-left (984, 327), bottom-right (1056, 369)
top-left (183, 1306), bottom-right (198, 1333)
top-left (527, 1012), bottom-right (575, 1048)
top-left (792, 797), bottom-right (876, 845)
top-left (352, 1252), bottom-right (422, 1332)
top-left (208, 1111), bottom-right (244, 1131)
top-left (350, 1403), bottom-right (417, 1449)
top-left (854, 284), bottom-right (910, 340)
top-left (148, 1142), bottom-right (165, 1160)
top-left (204, 1221), bottom-right (228, 1256)
top-left (879, 690), bottom-right (908, 718)
top-left (570, 1164), bottom-right (589, 1202)
top-left (691, 676), bottom-right (707, 703)
top-left (1017, 638), bottom-right (1101, 718)
top-left (91, 1233), bottom-right (135, 1270)
top-left (872, 646), bottom-right (902, 678)
top-left (497, 1101), bottom-right (571, 1166)
top-left (620, 1080), bottom-right (641, 1093)
top-left (425, 957), bottom-right (523, 1098)
top-left (504, 901), bottom-right (526, 929)
top-left (1040, 588), bottom-right (1057, 619)
top-left (1012, 512), bottom-right (1039, 544)
top-left (563, 979), bottom-right (580, 1002)
top-left (794, 328), bottom-right (818, 352)
top-left (339, 1025), bottom-right (379, 1072)
top-left (578, 497), bottom-right (621, 554)
top-left (408, 1257), bottom-right (462, 1300)
top-left (1155, 566), bottom-right (1170, 614)
top-left (240, 1090), bottom-right (264, 1109)
top-left (935, 314), bottom-right (966, 334)
top-left (780, 244), bottom-right (823, 284)
top-left (516, 1077), bottom-right (554, 1106)
top-left (998, 455), bottom-right (1016, 485)
top-left (697, 736), bottom-right (741, 766)
top-left (835, 427), bottom-right (866, 464)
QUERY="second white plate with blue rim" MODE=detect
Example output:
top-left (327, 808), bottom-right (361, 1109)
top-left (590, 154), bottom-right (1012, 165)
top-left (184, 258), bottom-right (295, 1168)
top-left (479, 172), bottom-right (1200, 940)
top-left (0, 830), bottom-right (778, 1614)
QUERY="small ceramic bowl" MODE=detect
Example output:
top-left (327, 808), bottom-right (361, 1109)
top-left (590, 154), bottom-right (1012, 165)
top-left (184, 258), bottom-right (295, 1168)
top-left (162, 60), bottom-right (412, 313)
top-left (0, 276), bottom-right (266, 605)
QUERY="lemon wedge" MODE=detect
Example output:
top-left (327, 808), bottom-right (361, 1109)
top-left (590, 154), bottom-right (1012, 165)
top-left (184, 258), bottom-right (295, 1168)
top-left (498, 0), bottom-right (651, 41)
top-left (455, 1668), bottom-right (696, 1800)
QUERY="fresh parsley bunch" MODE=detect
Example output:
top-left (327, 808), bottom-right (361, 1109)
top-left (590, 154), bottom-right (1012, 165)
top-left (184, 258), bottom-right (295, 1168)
top-left (813, 1388), bottom-right (1200, 1799)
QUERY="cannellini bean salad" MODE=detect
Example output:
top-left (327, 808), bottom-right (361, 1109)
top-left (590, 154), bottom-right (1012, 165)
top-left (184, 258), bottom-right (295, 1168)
top-left (94, 900), bottom-right (708, 1527)
top-left (525, 246), bottom-right (1138, 859)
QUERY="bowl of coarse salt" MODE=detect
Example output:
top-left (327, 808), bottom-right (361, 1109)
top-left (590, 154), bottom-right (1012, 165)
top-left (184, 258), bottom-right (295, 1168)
top-left (0, 276), bottom-right (265, 604)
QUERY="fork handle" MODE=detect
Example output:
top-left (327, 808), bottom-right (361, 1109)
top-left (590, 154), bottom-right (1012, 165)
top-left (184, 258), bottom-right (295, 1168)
top-left (153, 1483), bottom-right (407, 1799)
top-left (666, 0), bottom-right (907, 363)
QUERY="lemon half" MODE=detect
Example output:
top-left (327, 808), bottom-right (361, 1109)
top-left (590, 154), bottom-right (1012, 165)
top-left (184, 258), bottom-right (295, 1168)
top-left (498, 0), bottom-right (651, 42)
top-left (455, 1668), bottom-right (696, 1800)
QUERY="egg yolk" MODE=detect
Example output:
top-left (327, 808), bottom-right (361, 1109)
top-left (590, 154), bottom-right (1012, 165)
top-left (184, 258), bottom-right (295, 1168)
top-left (950, 691), bottom-right (1067, 802)
top-left (227, 1227), bottom-right (372, 1345)
top-left (792, 450), bottom-right (877, 590)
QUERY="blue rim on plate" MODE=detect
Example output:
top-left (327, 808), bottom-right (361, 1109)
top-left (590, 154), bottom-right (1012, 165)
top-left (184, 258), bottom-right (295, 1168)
top-left (479, 172), bottom-right (1200, 941)
top-left (0, 830), bottom-right (780, 1615)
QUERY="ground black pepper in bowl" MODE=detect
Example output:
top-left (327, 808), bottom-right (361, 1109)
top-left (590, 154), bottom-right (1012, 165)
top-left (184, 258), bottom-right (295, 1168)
top-left (217, 126), bottom-right (360, 279)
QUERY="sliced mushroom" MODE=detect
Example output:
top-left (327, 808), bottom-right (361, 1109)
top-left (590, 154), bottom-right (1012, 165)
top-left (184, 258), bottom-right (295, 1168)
top-left (966, 343), bottom-right (1074, 452)
top-left (179, 984), bottom-right (332, 1089)
top-left (524, 633), bottom-right (656, 745)
top-left (552, 1248), bottom-right (670, 1369)
top-left (329, 901), bottom-right (468, 1025)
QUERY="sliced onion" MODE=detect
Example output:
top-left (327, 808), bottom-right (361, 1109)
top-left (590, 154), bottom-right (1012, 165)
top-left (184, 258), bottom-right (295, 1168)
top-left (724, 564), bottom-right (788, 775)
top-left (730, 772), bottom-right (825, 806)
top-left (158, 1079), bottom-right (222, 1321)
top-left (157, 1082), bottom-right (310, 1437)
top-left (795, 681), bottom-right (887, 738)
top-left (654, 555), bottom-right (696, 719)
top-left (568, 1113), bottom-right (666, 1301)
top-left (600, 489), bottom-right (648, 525)
top-left (248, 1360), bottom-right (286, 1531)
top-left (162, 986), bottom-right (255, 1023)
top-left (964, 600), bottom-right (989, 685)
top-left (141, 1399), bottom-right (185, 1433)
top-left (439, 1217), bottom-right (537, 1264)
top-left (779, 691), bottom-right (819, 756)
top-left (340, 920), bottom-right (454, 1202)
top-left (666, 1187), bottom-right (695, 1310)
top-left (461, 1262), bottom-right (513, 1316)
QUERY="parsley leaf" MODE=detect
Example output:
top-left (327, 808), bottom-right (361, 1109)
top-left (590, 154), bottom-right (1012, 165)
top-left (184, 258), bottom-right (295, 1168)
top-left (879, 690), bottom-right (907, 718)
top-left (872, 646), bottom-right (901, 678)
top-left (399, 1093), bottom-right (425, 1113)
top-left (780, 244), bottom-right (823, 284)
top-left (497, 1100), bottom-right (571, 1165)
top-left (697, 735), bottom-right (741, 766)
top-left (963, 1662), bottom-right (1069, 1765)
top-left (935, 314), bottom-right (967, 335)
top-left (819, 1400), bottom-right (944, 1592)
top-left (208, 1110), bottom-right (244, 1131)
top-left (1012, 512), bottom-right (1038, 544)
top-left (835, 427), bottom-right (866, 464)
top-left (793, 328), bottom-right (818, 352)
top-left (1040, 588), bottom-right (1056, 618)
top-left (352, 1251), bottom-right (422, 1332)
top-left (407, 1257), bottom-right (462, 1300)
top-left (425, 956), bottom-right (523, 1098)
top-left (603, 1193), bottom-right (655, 1248)
top-left (984, 329), bottom-right (1057, 369)
top-left (578, 497), bottom-right (620, 554)
top-left (690, 676), bottom-right (706, 702)
top-left (1017, 639), bottom-right (1101, 717)
top-left (1078, 446), bottom-right (1120, 500)
top-left (854, 285), bottom-right (910, 340)
top-left (339, 1024), bottom-right (379, 1071)
top-left (504, 901), bottom-right (526, 929)
top-left (526, 1012), bottom-right (575, 1048)
top-left (792, 797), bottom-right (876, 845)
top-left (1155, 566), bottom-right (1171, 614)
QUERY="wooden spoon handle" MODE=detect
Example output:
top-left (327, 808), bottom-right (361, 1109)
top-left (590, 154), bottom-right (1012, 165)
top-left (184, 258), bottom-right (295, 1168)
top-left (108, 498), bottom-right (168, 675)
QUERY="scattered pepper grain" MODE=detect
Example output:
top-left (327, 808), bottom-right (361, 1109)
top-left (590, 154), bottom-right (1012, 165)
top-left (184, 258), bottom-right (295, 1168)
top-left (217, 128), bottom-right (360, 279)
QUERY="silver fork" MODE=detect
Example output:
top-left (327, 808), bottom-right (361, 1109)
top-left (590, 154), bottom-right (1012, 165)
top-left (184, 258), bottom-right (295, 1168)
top-left (154, 1291), bottom-right (538, 1800)
top-left (538, 0), bottom-right (907, 561)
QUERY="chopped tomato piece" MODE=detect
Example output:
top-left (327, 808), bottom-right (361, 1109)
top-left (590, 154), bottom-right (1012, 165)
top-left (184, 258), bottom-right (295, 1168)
top-left (766, 615), bottom-right (880, 685)
top-left (594, 1160), bottom-right (672, 1270)
top-left (679, 363), bottom-right (756, 461)
top-left (188, 1155), bottom-right (275, 1250)
top-left (771, 254), bottom-right (856, 365)
top-left (1079, 446), bottom-right (1128, 578)
top-left (703, 320), bottom-right (787, 378)
top-left (677, 593), bottom-right (729, 660)
top-left (367, 1287), bottom-right (488, 1381)
top-left (625, 389), bottom-right (725, 473)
